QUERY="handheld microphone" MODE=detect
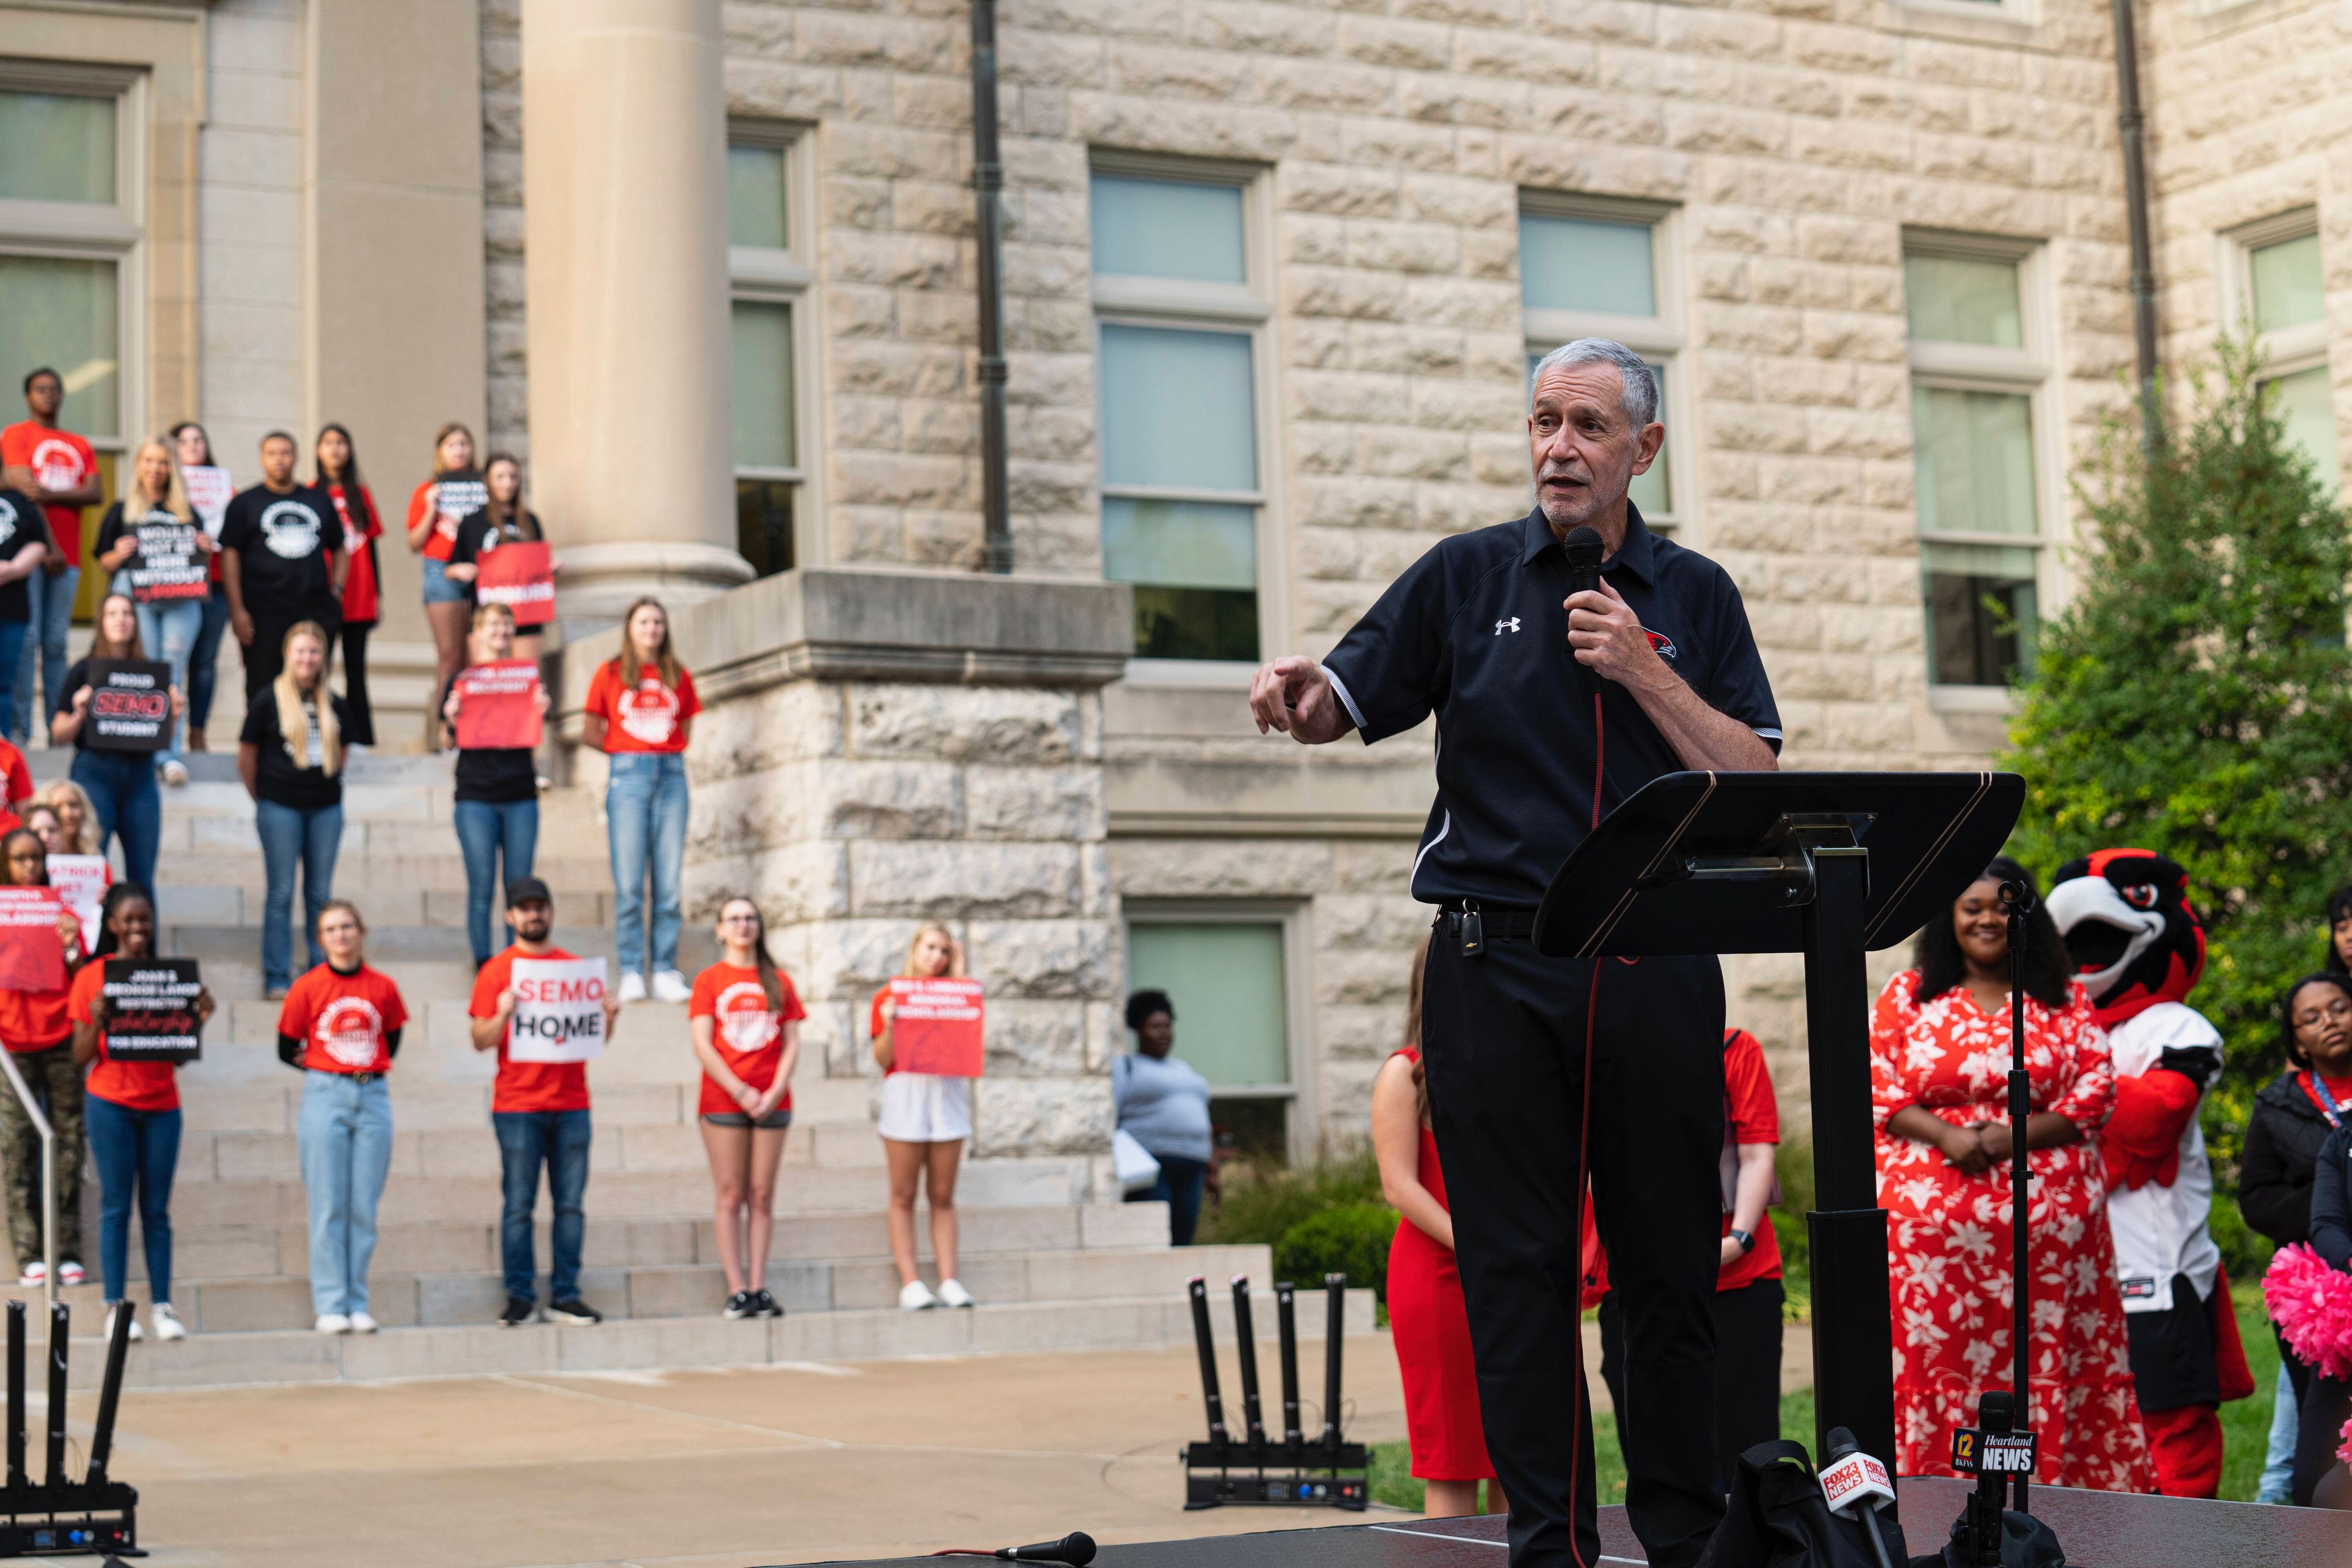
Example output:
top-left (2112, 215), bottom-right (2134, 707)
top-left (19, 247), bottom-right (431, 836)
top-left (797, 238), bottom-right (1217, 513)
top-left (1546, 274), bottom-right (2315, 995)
top-left (1819, 1427), bottom-right (1897, 1568)
top-left (1562, 526), bottom-right (1604, 597)
top-left (993, 1532), bottom-right (1096, 1565)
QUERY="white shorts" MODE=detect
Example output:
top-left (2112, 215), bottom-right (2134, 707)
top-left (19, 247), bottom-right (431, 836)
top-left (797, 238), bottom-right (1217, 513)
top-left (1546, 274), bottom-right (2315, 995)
top-left (876, 1072), bottom-right (972, 1144)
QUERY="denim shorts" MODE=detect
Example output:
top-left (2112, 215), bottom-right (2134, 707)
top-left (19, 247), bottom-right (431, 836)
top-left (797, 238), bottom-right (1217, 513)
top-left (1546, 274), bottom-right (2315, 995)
top-left (701, 1110), bottom-right (794, 1130)
top-left (420, 554), bottom-right (469, 605)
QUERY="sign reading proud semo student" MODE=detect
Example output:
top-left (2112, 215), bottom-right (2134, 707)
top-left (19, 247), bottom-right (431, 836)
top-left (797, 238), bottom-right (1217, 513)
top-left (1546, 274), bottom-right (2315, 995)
top-left (102, 959), bottom-right (204, 1065)
top-left (84, 659), bottom-right (174, 752)
top-left (886, 977), bottom-right (985, 1077)
top-left (507, 957), bottom-right (608, 1064)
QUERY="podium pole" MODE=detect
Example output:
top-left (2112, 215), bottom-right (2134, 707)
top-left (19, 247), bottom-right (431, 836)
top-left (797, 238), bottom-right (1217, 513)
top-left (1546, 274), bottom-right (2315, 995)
top-left (1801, 846), bottom-right (1898, 1477)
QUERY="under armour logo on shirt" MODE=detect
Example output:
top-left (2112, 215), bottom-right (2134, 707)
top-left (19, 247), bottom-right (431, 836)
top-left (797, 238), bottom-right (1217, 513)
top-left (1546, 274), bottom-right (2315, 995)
top-left (1494, 618), bottom-right (1521, 635)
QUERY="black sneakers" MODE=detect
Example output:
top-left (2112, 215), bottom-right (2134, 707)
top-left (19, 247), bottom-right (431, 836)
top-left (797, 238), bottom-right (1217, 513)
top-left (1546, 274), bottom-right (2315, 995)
top-left (752, 1288), bottom-right (784, 1319)
top-left (499, 1296), bottom-right (535, 1327)
top-left (723, 1291), bottom-right (755, 1321)
top-left (546, 1298), bottom-right (603, 1325)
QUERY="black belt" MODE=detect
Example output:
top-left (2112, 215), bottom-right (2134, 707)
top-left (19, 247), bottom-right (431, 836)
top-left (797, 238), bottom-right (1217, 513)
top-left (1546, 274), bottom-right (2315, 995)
top-left (1434, 904), bottom-right (1539, 943)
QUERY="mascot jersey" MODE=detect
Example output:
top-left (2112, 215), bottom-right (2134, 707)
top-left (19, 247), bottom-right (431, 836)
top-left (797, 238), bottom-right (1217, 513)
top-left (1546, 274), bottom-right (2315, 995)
top-left (2046, 850), bottom-right (2221, 1316)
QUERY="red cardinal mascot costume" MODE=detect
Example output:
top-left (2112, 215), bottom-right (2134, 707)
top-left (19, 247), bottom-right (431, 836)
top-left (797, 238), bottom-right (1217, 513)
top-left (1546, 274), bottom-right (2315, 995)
top-left (2046, 850), bottom-right (2253, 1497)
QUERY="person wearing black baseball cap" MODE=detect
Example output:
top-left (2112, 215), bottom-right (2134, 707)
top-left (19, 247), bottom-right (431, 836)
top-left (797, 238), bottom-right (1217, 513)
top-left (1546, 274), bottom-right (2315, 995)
top-left (469, 875), bottom-right (619, 1327)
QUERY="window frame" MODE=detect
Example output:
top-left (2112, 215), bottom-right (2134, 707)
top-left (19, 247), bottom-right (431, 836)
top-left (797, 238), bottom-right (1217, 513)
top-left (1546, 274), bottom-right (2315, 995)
top-left (1120, 899), bottom-right (1317, 1164)
top-left (726, 118), bottom-right (820, 570)
top-left (0, 63), bottom-right (146, 456)
top-left (1902, 229), bottom-right (2057, 702)
top-left (1090, 150), bottom-right (1283, 684)
top-left (1517, 190), bottom-right (1690, 536)
top-left (2223, 208), bottom-right (2337, 492)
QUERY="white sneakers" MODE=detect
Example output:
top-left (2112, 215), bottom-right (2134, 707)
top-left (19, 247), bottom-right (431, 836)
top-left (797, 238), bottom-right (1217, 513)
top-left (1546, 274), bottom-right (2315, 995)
top-left (315, 1313), bottom-right (350, 1335)
top-left (106, 1303), bottom-right (141, 1343)
top-left (59, 1261), bottom-right (83, 1286)
top-left (348, 1310), bottom-right (379, 1334)
top-left (151, 1303), bottom-right (186, 1341)
top-left (899, 1278), bottom-right (976, 1310)
top-left (650, 970), bottom-right (692, 1003)
top-left (618, 972), bottom-right (648, 1003)
top-left (159, 760), bottom-right (189, 786)
top-left (17, 1262), bottom-right (42, 1287)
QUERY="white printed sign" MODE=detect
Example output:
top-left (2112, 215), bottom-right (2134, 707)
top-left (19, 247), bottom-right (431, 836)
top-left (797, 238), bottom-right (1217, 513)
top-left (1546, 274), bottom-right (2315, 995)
top-left (47, 855), bottom-right (107, 949)
top-left (182, 466), bottom-right (233, 538)
top-left (505, 956), bottom-right (608, 1064)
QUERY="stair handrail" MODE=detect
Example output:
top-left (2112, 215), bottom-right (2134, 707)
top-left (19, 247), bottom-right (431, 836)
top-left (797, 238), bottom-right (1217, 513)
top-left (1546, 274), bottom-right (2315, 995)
top-left (0, 1050), bottom-right (56, 1312)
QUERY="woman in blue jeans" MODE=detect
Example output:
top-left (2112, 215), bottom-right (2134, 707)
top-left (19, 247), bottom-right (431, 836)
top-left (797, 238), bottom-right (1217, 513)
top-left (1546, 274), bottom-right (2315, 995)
top-left (442, 602), bottom-right (546, 968)
top-left (70, 881), bottom-right (209, 1342)
top-left (581, 599), bottom-right (700, 1002)
top-left (50, 594), bottom-right (179, 897)
top-left (93, 437), bottom-right (214, 786)
top-left (238, 622), bottom-right (347, 998)
top-left (170, 422), bottom-right (233, 755)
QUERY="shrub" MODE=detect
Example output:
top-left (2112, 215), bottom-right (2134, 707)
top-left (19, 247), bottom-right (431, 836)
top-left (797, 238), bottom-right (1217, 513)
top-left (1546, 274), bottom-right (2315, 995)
top-left (1197, 1146), bottom-right (1384, 1248)
top-left (1274, 1203), bottom-right (1396, 1303)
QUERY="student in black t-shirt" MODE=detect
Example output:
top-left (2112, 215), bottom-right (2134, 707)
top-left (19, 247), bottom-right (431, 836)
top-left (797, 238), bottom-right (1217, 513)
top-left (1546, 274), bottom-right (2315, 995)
top-left (441, 602), bottom-right (548, 967)
top-left (238, 621), bottom-right (349, 1000)
top-left (220, 431), bottom-right (343, 698)
top-left (444, 453), bottom-right (552, 662)
top-left (0, 482), bottom-right (52, 744)
top-left (93, 439), bottom-right (215, 786)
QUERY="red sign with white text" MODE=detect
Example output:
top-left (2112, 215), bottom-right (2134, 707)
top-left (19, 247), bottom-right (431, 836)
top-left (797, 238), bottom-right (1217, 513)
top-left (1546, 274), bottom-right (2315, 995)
top-left (474, 541), bottom-right (554, 627)
top-left (0, 889), bottom-right (67, 992)
top-left (888, 978), bottom-right (985, 1077)
top-left (453, 660), bottom-right (543, 750)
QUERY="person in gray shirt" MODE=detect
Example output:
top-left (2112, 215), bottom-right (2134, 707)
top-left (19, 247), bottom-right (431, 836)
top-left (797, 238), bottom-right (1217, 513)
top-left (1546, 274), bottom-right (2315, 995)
top-left (1114, 989), bottom-right (1213, 1245)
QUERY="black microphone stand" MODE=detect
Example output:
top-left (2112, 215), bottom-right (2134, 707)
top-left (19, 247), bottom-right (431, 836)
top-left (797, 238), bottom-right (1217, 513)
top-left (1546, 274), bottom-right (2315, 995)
top-left (1999, 878), bottom-right (2031, 1518)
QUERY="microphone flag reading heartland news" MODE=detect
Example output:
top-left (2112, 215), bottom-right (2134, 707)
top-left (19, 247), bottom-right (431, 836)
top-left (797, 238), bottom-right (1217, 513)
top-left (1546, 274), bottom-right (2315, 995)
top-left (1563, 525), bottom-right (1604, 597)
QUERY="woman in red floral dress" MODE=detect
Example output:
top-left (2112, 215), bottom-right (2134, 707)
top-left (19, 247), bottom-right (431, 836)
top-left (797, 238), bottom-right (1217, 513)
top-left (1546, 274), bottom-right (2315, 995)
top-left (1870, 858), bottom-right (2155, 1491)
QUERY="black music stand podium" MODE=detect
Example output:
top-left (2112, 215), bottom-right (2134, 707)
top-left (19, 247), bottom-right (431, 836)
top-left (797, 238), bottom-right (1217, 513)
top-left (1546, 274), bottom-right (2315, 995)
top-left (1532, 770), bottom-right (2023, 1479)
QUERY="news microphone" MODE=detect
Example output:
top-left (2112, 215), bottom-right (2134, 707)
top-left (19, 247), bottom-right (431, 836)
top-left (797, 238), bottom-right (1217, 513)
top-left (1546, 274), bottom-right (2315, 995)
top-left (995, 1532), bottom-right (1096, 1565)
top-left (1819, 1427), bottom-right (1897, 1568)
top-left (1563, 526), bottom-right (1604, 597)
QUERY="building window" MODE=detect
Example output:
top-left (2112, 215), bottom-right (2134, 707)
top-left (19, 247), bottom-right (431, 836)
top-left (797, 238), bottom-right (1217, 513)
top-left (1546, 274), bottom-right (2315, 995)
top-left (1091, 163), bottom-right (1270, 664)
top-left (1904, 241), bottom-right (2048, 689)
top-left (1124, 916), bottom-right (1298, 1161)
top-left (2231, 215), bottom-right (2337, 492)
top-left (1518, 196), bottom-right (1684, 529)
top-left (0, 77), bottom-right (140, 531)
top-left (727, 126), bottom-right (812, 578)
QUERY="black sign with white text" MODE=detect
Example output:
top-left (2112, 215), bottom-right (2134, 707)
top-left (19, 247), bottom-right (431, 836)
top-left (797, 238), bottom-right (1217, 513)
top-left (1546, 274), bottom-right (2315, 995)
top-left (101, 959), bottom-right (203, 1065)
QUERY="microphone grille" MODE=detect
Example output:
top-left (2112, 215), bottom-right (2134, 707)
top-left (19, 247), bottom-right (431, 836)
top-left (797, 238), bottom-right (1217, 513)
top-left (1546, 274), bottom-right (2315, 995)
top-left (1823, 1425), bottom-right (1859, 1461)
top-left (1562, 526), bottom-right (1604, 564)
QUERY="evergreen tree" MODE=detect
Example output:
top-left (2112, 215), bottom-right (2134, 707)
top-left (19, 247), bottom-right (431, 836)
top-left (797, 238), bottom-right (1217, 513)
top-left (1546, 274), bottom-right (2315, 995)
top-left (2003, 342), bottom-right (2352, 1170)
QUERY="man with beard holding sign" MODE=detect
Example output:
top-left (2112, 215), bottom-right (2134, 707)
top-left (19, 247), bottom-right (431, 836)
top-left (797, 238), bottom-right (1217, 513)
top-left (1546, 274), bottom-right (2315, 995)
top-left (1248, 339), bottom-right (1783, 1568)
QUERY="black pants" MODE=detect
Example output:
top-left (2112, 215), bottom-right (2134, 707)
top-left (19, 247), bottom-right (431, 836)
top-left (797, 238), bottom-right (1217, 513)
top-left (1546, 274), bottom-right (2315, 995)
top-left (2293, 1372), bottom-right (2351, 1507)
top-left (1598, 1278), bottom-right (1784, 1494)
top-left (339, 620), bottom-right (376, 747)
top-left (1422, 930), bottom-right (1725, 1568)
top-left (243, 608), bottom-right (341, 697)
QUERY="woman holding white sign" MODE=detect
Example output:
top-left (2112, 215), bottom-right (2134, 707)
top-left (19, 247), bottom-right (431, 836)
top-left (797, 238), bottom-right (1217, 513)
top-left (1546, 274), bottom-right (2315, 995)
top-left (688, 898), bottom-right (803, 1319)
top-left (407, 423), bottom-right (484, 747)
top-left (168, 423), bottom-right (233, 755)
top-left (869, 923), bottom-right (976, 1311)
top-left (70, 881), bottom-right (209, 1341)
top-left (0, 827), bottom-right (88, 1291)
top-left (92, 439), bottom-right (213, 786)
top-left (238, 622), bottom-right (349, 1000)
top-left (50, 594), bottom-right (180, 913)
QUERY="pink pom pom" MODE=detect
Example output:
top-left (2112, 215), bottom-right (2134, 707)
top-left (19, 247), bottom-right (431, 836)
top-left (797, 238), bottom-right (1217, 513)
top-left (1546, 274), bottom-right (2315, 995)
top-left (2341, 1411), bottom-right (2352, 1470)
top-left (2264, 1243), bottom-right (2352, 1382)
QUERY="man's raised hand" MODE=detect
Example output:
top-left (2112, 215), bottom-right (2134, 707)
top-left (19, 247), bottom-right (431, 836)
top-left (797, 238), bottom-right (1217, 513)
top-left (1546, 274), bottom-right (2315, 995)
top-left (1248, 656), bottom-right (1352, 744)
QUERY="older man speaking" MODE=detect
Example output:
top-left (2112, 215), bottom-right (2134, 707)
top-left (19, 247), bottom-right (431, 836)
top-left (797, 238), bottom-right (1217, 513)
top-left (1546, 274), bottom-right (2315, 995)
top-left (1250, 340), bottom-right (1783, 1568)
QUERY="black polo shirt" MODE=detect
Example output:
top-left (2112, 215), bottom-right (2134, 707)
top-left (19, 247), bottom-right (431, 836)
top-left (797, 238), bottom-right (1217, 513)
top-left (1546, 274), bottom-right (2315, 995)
top-left (1322, 505), bottom-right (1781, 908)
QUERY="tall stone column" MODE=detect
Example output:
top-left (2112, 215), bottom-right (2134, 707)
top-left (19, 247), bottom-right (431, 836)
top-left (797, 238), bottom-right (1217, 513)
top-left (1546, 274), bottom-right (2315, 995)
top-left (521, 0), bottom-right (751, 630)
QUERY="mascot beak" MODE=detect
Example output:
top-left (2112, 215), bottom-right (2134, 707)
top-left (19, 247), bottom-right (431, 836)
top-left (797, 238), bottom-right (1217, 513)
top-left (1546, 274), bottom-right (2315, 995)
top-left (2045, 876), bottom-right (2167, 1007)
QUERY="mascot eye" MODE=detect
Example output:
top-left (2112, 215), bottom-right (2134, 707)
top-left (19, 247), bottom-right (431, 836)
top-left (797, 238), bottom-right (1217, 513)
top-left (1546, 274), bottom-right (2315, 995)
top-left (2121, 884), bottom-right (2159, 910)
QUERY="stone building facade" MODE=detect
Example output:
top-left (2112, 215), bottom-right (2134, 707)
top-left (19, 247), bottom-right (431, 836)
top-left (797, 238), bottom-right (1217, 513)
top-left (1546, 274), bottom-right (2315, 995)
top-left (5, 0), bottom-right (2349, 1158)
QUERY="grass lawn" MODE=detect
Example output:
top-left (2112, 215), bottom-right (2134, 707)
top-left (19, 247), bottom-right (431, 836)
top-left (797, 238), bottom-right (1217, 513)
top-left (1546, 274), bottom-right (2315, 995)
top-left (1372, 1283), bottom-right (2284, 1513)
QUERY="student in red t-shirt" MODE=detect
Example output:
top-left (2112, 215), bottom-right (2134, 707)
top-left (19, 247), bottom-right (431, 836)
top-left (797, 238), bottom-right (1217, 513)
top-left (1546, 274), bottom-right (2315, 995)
top-left (71, 880), bottom-right (208, 1343)
top-left (0, 732), bottom-right (35, 835)
top-left (1, 368), bottom-right (99, 747)
top-left (469, 875), bottom-right (620, 1327)
top-left (278, 899), bottom-right (407, 1335)
top-left (688, 897), bottom-right (804, 1321)
top-left (582, 598), bottom-right (700, 1005)
top-left (0, 827), bottom-right (88, 1291)
top-left (406, 423), bottom-right (484, 742)
top-left (1587, 1025), bottom-right (1786, 1491)
top-left (315, 424), bottom-right (382, 748)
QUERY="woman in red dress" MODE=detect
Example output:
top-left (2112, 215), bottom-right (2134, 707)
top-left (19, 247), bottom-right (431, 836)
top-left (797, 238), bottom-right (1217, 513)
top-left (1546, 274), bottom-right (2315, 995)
top-left (1870, 858), bottom-right (2154, 1491)
top-left (1375, 938), bottom-right (1502, 1517)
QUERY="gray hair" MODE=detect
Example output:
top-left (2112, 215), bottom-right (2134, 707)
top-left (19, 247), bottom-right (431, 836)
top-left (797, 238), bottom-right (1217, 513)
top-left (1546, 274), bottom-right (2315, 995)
top-left (1529, 338), bottom-right (1660, 429)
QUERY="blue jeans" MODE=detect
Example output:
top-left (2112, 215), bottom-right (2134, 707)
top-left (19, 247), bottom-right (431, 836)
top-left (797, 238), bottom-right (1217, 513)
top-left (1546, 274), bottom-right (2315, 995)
top-left (2260, 1358), bottom-right (2299, 1502)
top-left (1124, 1153), bottom-right (1207, 1246)
top-left (298, 1071), bottom-right (393, 1317)
top-left (189, 584), bottom-right (229, 733)
top-left (454, 797), bottom-right (538, 966)
top-left (606, 752), bottom-right (687, 978)
top-left (84, 1095), bottom-right (179, 1305)
top-left (133, 597), bottom-right (203, 766)
top-left (255, 799), bottom-right (342, 990)
top-left (13, 565), bottom-right (77, 745)
top-left (70, 749), bottom-right (159, 895)
top-left (492, 1109), bottom-right (590, 1304)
